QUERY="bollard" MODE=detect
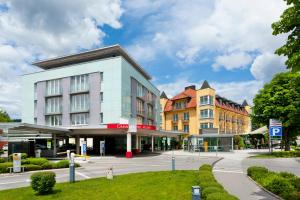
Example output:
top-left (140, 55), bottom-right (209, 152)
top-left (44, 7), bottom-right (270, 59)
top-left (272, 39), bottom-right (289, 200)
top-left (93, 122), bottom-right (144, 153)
top-left (172, 156), bottom-right (175, 171)
top-left (69, 153), bottom-right (75, 183)
top-left (192, 186), bottom-right (201, 200)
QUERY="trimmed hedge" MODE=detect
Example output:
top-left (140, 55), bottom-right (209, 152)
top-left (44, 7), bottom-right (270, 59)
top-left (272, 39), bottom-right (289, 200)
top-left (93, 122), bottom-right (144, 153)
top-left (0, 157), bottom-right (5, 163)
top-left (31, 172), bottom-right (56, 194)
top-left (27, 158), bottom-right (48, 166)
top-left (0, 162), bottom-right (12, 173)
top-left (198, 164), bottom-right (237, 200)
top-left (24, 164), bottom-right (42, 172)
top-left (247, 166), bottom-right (300, 200)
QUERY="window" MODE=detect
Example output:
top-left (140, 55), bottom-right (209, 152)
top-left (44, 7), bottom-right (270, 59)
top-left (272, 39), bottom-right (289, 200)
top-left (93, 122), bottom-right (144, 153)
top-left (34, 100), bottom-right (37, 115)
top-left (100, 113), bottom-right (103, 124)
top-left (46, 115), bottom-right (62, 126)
top-left (148, 120), bottom-right (153, 125)
top-left (173, 114), bottom-right (178, 121)
top-left (137, 82), bottom-right (144, 97)
top-left (147, 104), bottom-right (153, 118)
top-left (137, 99), bottom-right (144, 115)
top-left (71, 113), bottom-right (89, 125)
top-left (200, 123), bottom-right (214, 129)
top-left (34, 83), bottom-right (37, 99)
top-left (34, 118), bottom-right (37, 124)
top-left (71, 94), bottom-right (89, 112)
top-left (173, 125), bottom-right (178, 131)
top-left (71, 74), bottom-right (89, 93)
top-left (200, 95), bottom-right (213, 105)
top-left (183, 112), bottom-right (189, 120)
top-left (137, 116), bottom-right (143, 124)
top-left (184, 125), bottom-right (189, 133)
top-left (46, 97), bottom-right (62, 114)
top-left (46, 79), bottom-right (61, 96)
top-left (200, 109), bottom-right (213, 119)
top-left (100, 72), bottom-right (103, 82)
top-left (100, 92), bottom-right (103, 103)
top-left (174, 101), bottom-right (186, 109)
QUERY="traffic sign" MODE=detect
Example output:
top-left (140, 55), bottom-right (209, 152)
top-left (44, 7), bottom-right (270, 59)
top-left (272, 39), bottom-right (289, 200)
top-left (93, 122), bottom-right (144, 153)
top-left (269, 119), bottom-right (282, 138)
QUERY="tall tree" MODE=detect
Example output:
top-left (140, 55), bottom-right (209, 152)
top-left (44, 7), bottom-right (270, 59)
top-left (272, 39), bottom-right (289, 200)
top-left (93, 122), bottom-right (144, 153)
top-left (0, 109), bottom-right (11, 122)
top-left (272, 0), bottom-right (300, 72)
top-left (252, 72), bottom-right (300, 150)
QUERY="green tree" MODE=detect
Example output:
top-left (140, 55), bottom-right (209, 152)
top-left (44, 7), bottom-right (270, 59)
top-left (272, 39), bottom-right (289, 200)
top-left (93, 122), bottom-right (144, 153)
top-left (272, 0), bottom-right (300, 72)
top-left (0, 109), bottom-right (11, 122)
top-left (252, 72), bottom-right (300, 150)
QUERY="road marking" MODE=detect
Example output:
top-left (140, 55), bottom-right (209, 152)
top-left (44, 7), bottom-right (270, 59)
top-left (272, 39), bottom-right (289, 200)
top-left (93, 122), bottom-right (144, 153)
top-left (0, 180), bottom-right (26, 185)
top-left (213, 169), bottom-right (244, 174)
top-left (76, 171), bottom-right (91, 179)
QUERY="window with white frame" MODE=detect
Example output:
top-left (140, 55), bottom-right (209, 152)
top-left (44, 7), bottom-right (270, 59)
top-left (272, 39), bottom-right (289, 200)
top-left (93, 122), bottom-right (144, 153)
top-left (46, 97), bottom-right (62, 114)
top-left (71, 113), bottom-right (89, 125)
top-left (200, 109), bottom-right (213, 119)
top-left (173, 125), bottom-right (178, 131)
top-left (71, 94), bottom-right (89, 112)
top-left (136, 82), bottom-right (144, 97)
top-left (46, 115), bottom-right (62, 126)
top-left (200, 123), bottom-right (214, 129)
top-left (183, 112), bottom-right (189, 120)
top-left (183, 125), bottom-right (189, 132)
top-left (173, 113), bottom-right (178, 121)
top-left (71, 74), bottom-right (89, 93)
top-left (46, 79), bottom-right (61, 96)
top-left (200, 95), bottom-right (213, 105)
top-left (136, 98), bottom-right (144, 115)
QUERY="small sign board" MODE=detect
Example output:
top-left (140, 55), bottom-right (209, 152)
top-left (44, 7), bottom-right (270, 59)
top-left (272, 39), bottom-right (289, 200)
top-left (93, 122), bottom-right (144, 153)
top-left (269, 119), bottom-right (282, 139)
top-left (13, 153), bottom-right (21, 173)
top-left (47, 141), bottom-right (51, 149)
top-left (82, 141), bottom-right (87, 156)
top-left (100, 141), bottom-right (105, 156)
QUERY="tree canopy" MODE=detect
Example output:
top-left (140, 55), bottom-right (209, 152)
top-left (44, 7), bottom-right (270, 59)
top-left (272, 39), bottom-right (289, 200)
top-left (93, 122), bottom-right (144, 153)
top-left (272, 0), bottom-right (300, 72)
top-left (0, 109), bottom-right (11, 122)
top-left (252, 72), bottom-right (300, 150)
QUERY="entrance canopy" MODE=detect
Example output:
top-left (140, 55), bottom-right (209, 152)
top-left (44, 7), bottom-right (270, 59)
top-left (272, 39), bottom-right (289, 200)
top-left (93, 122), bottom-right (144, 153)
top-left (245, 126), bottom-right (267, 135)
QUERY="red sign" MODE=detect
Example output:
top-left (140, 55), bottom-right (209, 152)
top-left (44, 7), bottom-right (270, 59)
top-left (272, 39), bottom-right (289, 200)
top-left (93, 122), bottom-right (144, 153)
top-left (107, 124), bottom-right (156, 130)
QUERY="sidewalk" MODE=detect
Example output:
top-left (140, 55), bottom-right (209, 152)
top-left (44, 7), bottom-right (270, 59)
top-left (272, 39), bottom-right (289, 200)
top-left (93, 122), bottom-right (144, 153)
top-left (213, 150), bottom-right (278, 200)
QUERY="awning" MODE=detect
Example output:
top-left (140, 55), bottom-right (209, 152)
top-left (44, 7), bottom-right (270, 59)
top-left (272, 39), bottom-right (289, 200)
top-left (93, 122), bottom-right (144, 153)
top-left (7, 123), bottom-right (70, 134)
top-left (246, 126), bottom-right (267, 135)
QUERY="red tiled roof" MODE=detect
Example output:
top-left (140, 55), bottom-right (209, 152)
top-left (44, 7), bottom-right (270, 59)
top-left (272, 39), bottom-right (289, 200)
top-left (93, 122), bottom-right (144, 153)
top-left (164, 89), bottom-right (196, 112)
top-left (215, 98), bottom-right (248, 115)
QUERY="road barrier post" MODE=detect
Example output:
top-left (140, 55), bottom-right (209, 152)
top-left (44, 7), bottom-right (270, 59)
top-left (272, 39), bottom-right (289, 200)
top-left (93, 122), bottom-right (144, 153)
top-left (69, 153), bottom-right (75, 183)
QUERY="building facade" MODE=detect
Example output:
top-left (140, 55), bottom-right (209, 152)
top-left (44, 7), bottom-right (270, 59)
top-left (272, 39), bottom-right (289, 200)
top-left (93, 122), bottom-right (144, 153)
top-left (16, 45), bottom-right (177, 158)
top-left (160, 81), bottom-right (251, 151)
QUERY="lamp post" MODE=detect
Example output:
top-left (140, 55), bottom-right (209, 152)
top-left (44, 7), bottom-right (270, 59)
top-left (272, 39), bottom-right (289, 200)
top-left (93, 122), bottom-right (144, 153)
top-left (192, 186), bottom-right (201, 200)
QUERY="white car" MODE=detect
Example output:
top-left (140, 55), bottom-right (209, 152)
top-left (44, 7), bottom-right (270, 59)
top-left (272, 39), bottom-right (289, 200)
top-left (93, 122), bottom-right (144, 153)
top-left (2, 144), bottom-right (8, 151)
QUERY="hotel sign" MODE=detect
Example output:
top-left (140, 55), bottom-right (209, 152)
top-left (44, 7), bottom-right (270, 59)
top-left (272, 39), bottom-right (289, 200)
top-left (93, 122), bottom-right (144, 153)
top-left (107, 124), bottom-right (156, 131)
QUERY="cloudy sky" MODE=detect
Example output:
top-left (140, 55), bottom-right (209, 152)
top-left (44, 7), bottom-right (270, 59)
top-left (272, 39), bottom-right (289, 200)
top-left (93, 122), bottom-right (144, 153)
top-left (0, 0), bottom-right (287, 118)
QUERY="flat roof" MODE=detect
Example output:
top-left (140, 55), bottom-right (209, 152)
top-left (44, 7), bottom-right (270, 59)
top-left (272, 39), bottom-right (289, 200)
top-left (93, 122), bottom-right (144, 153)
top-left (0, 123), bottom-right (70, 134)
top-left (32, 45), bottom-right (152, 80)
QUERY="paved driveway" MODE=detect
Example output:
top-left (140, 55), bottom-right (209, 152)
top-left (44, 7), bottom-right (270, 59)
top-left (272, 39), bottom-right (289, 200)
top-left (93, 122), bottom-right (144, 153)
top-left (0, 153), bottom-right (218, 191)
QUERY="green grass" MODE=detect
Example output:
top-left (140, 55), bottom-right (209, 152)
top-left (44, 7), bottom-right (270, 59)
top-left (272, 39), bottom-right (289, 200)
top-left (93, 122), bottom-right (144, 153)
top-left (249, 150), bottom-right (300, 158)
top-left (0, 170), bottom-right (198, 200)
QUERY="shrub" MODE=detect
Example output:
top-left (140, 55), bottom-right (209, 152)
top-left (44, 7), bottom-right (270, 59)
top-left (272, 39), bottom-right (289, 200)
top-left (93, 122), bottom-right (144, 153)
top-left (206, 192), bottom-right (238, 200)
top-left (288, 191), bottom-right (300, 200)
top-left (31, 172), bottom-right (56, 194)
top-left (199, 164), bottom-right (212, 171)
top-left (55, 160), bottom-right (69, 168)
top-left (200, 181), bottom-right (223, 189)
top-left (0, 162), bottom-right (12, 173)
top-left (0, 149), bottom-right (4, 155)
top-left (0, 157), bottom-right (5, 163)
top-left (202, 187), bottom-right (224, 199)
top-left (21, 159), bottom-right (30, 165)
top-left (24, 164), bottom-right (42, 172)
top-left (41, 162), bottom-right (53, 170)
top-left (27, 158), bottom-right (49, 166)
top-left (290, 178), bottom-right (300, 190)
top-left (247, 166), bottom-right (268, 180)
top-left (265, 176), bottom-right (294, 196)
top-left (279, 171), bottom-right (296, 179)
top-left (8, 153), bottom-right (27, 161)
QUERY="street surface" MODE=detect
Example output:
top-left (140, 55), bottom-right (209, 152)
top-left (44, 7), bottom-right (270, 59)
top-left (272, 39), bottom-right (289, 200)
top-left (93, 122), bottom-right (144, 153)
top-left (0, 152), bottom-right (218, 190)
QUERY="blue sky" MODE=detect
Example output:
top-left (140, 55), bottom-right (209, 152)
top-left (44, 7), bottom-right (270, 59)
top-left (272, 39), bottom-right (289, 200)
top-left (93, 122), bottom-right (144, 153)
top-left (0, 0), bottom-right (288, 118)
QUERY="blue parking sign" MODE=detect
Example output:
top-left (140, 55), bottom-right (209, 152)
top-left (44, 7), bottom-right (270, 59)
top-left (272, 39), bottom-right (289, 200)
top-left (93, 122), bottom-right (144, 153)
top-left (269, 126), bottom-right (282, 137)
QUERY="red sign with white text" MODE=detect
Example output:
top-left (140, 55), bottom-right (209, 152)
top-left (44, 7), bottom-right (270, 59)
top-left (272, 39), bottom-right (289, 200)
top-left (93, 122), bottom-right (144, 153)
top-left (107, 124), bottom-right (156, 130)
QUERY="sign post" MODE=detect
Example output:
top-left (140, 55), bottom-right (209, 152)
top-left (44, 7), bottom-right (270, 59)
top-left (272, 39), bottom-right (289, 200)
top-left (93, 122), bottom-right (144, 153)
top-left (269, 119), bottom-right (283, 153)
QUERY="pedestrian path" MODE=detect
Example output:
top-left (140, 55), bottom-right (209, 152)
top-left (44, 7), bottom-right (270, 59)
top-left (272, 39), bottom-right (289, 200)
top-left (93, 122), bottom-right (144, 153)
top-left (213, 151), bottom-right (278, 200)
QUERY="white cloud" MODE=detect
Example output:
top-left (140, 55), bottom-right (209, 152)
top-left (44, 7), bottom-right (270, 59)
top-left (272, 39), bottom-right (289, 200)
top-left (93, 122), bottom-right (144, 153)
top-left (250, 53), bottom-right (286, 81)
top-left (0, 0), bottom-right (123, 118)
top-left (212, 52), bottom-right (253, 71)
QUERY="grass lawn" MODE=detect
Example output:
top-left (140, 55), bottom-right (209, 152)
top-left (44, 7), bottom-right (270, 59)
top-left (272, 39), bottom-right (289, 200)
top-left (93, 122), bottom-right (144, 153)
top-left (249, 150), bottom-right (300, 158)
top-left (0, 170), bottom-right (198, 200)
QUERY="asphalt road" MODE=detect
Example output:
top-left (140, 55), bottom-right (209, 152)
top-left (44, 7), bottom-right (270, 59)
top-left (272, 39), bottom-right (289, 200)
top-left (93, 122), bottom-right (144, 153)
top-left (0, 153), bottom-right (219, 191)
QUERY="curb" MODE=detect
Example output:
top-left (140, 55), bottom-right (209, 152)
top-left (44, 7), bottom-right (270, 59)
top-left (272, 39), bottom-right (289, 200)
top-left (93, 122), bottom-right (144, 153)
top-left (211, 157), bottom-right (224, 167)
top-left (247, 176), bottom-right (283, 200)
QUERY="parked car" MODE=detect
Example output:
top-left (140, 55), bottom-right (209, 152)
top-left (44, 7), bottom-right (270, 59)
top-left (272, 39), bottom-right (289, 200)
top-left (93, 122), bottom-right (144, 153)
top-left (2, 144), bottom-right (8, 151)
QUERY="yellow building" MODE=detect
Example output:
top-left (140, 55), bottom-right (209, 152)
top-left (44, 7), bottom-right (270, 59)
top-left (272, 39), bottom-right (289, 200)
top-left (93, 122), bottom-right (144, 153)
top-left (160, 81), bottom-right (251, 136)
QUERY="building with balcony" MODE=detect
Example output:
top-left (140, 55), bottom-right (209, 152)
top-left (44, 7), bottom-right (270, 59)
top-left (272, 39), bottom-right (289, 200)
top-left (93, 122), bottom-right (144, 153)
top-left (1, 45), bottom-right (179, 158)
top-left (160, 81), bottom-right (251, 151)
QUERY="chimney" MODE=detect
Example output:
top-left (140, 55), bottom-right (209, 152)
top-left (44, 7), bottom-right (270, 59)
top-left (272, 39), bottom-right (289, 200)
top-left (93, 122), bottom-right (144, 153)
top-left (185, 85), bottom-right (196, 90)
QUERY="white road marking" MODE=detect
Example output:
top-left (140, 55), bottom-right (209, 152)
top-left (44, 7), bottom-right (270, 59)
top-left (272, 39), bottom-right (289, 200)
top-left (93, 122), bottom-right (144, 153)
top-left (76, 171), bottom-right (91, 179)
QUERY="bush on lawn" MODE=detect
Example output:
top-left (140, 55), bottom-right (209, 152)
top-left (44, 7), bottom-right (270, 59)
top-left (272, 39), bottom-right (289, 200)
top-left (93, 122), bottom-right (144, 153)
top-left (24, 164), bottom-right (42, 172)
top-left (206, 192), bottom-right (239, 200)
top-left (21, 159), bottom-right (30, 165)
top-left (290, 178), bottom-right (300, 190)
top-left (0, 162), bottom-right (12, 173)
top-left (55, 160), bottom-right (69, 168)
top-left (27, 158), bottom-right (49, 166)
top-left (279, 171), bottom-right (296, 179)
top-left (8, 153), bottom-right (27, 161)
top-left (202, 187), bottom-right (224, 199)
top-left (0, 157), bottom-right (5, 163)
top-left (31, 172), bottom-right (56, 194)
top-left (198, 164), bottom-right (237, 200)
top-left (41, 162), bottom-right (53, 170)
top-left (265, 176), bottom-right (294, 197)
top-left (247, 166), bottom-right (268, 180)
